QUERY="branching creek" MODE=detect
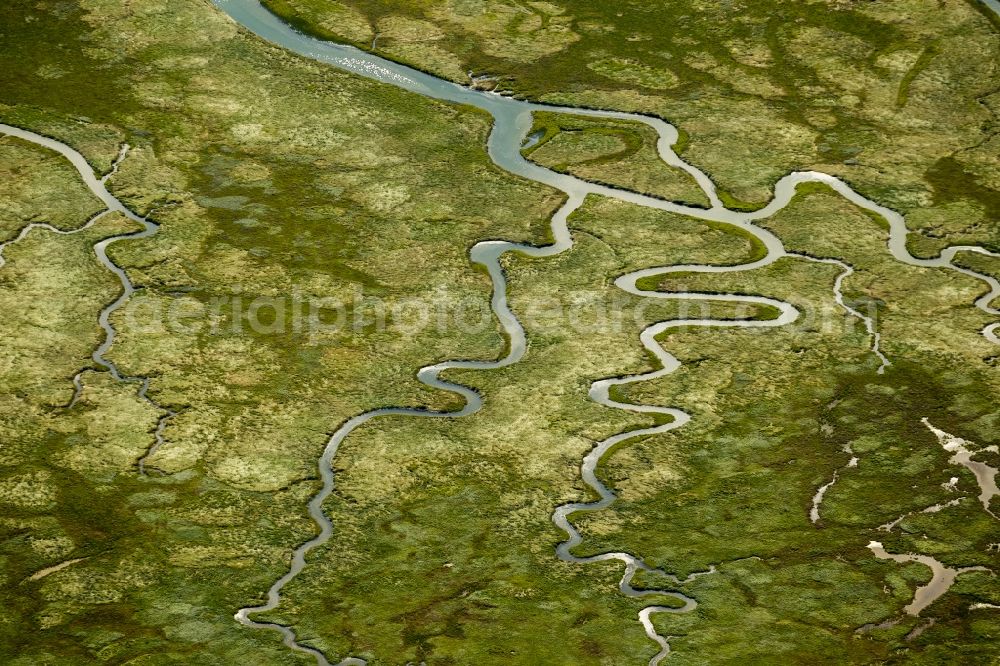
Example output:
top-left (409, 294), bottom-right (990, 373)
top-left (864, 423), bottom-right (999, 627)
top-left (0, 125), bottom-right (177, 474)
top-left (2, 0), bottom-right (1000, 662)
top-left (214, 2), bottom-right (1000, 661)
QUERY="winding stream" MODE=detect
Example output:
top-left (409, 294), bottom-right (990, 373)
top-left (202, 1), bottom-right (1000, 663)
top-left (810, 444), bottom-right (858, 524)
top-left (923, 419), bottom-right (1000, 519)
top-left (793, 255), bottom-right (889, 374)
top-left (1, 0), bottom-right (997, 661)
top-left (867, 541), bottom-right (989, 616)
top-left (0, 124), bottom-right (175, 472)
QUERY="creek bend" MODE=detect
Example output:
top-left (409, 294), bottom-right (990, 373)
top-left (210, 1), bottom-right (1000, 663)
top-left (12, 1), bottom-right (989, 663)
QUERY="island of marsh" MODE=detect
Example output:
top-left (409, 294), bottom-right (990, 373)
top-left (0, 0), bottom-right (999, 664)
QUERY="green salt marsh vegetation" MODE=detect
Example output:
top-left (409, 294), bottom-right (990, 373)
top-left (267, 0), bottom-right (1000, 244)
top-left (0, 0), bottom-right (998, 664)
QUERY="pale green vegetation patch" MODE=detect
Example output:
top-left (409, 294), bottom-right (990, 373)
top-left (525, 112), bottom-right (710, 207)
top-left (0, 136), bottom-right (105, 240)
top-left (0, 0), bottom-right (566, 660)
top-left (586, 56), bottom-right (679, 91)
top-left (1, 0), bottom-right (999, 664)
top-left (269, 0), bottom-right (1000, 247)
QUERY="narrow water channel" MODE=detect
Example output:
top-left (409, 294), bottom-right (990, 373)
top-left (207, 2), bottom-right (1000, 664)
top-left (6, 1), bottom-right (997, 662)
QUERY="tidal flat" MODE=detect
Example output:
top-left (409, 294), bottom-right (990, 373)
top-left (0, 0), bottom-right (998, 664)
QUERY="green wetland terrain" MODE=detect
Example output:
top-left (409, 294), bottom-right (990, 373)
top-left (1, 0), bottom-right (1000, 664)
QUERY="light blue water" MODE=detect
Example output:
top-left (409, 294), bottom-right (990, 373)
top-left (207, 2), bottom-right (1000, 664)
